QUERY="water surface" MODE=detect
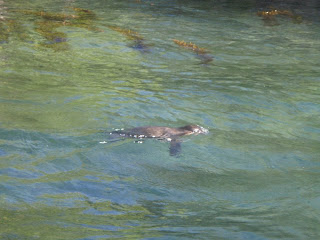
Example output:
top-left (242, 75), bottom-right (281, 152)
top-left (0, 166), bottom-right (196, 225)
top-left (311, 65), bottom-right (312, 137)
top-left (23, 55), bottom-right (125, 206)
top-left (0, 0), bottom-right (320, 239)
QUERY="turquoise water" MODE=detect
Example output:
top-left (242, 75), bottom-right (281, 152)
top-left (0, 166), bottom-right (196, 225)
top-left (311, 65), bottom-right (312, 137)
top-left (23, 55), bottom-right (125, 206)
top-left (1, 0), bottom-right (320, 239)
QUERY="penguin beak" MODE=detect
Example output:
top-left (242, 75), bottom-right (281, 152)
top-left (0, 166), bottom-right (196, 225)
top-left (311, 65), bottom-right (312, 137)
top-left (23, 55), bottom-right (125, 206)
top-left (200, 126), bottom-right (209, 134)
top-left (195, 125), bottom-right (209, 134)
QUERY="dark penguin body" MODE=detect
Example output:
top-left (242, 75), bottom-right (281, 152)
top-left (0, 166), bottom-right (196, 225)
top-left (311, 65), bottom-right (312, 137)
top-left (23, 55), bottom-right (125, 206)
top-left (110, 125), bottom-right (208, 156)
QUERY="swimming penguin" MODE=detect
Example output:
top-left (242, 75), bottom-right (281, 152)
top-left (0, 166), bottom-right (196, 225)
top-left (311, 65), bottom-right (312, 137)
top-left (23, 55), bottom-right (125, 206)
top-left (109, 125), bottom-right (208, 156)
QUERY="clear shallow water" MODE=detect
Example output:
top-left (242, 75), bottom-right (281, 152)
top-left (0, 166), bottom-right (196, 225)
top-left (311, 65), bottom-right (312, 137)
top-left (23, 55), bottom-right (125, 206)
top-left (1, 0), bottom-right (320, 239)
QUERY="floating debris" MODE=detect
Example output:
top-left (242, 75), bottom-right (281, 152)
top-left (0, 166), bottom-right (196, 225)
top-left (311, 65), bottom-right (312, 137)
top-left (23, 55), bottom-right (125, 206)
top-left (0, 20), bottom-right (9, 43)
top-left (107, 25), bottom-right (150, 52)
top-left (0, 18), bottom-right (32, 43)
top-left (35, 20), bottom-right (69, 51)
top-left (173, 39), bottom-right (213, 64)
top-left (72, 7), bottom-right (96, 21)
top-left (15, 7), bottom-right (102, 51)
top-left (7, 20), bottom-right (30, 41)
top-left (173, 39), bottom-right (208, 54)
top-left (16, 9), bottom-right (78, 22)
top-left (257, 9), bottom-right (302, 25)
top-left (107, 25), bottom-right (144, 41)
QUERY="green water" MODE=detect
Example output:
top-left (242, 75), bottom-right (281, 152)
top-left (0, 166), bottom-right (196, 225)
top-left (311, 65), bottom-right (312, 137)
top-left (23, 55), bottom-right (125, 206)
top-left (1, 0), bottom-right (320, 239)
